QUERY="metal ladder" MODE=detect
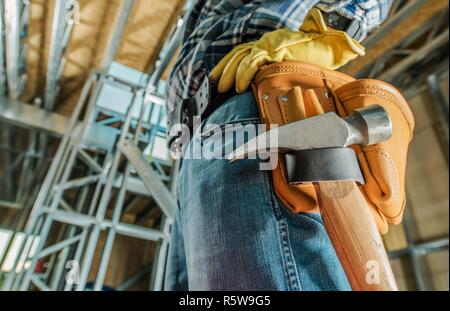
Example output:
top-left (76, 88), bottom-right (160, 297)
top-left (1, 70), bottom-right (176, 291)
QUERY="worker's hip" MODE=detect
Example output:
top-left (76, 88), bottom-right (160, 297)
top-left (177, 91), bottom-right (276, 169)
top-left (173, 91), bottom-right (350, 290)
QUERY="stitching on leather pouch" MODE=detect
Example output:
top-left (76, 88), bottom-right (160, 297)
top-left (265, 98), bottom-right (276, 124)
top-left (362, 148), bottom-right (400, 205)
top-left (261, 64), bottom-right (350, 80)
top-left (281, 101), bottom-right (289, 123)
top-left (308, 88), bottom-right (334, 113)
top-left (341, 89), bottom-right (399, 104)
top-left (325, 80), bottom-right (347, 116)
top-left (256, 65), bottom-right (354, 84)
top-left (386, 198), bottom-right (407, 222)
top-left (320, 86), bottom-right (335, 112)
top-left (339, 88), bottom-right (414, 133)
top-left (264, 69), bottom-right (344, 83)
top-left (257, 91), bottom-right (271, 124)
top-left (339, 87), bottom-right (401, 102)
top-left (327, 98), bottom-right (334, 112)
top-left (323, 94), bottom-right (334, 112)
top-left (338, 81), bottom-right (403, 94)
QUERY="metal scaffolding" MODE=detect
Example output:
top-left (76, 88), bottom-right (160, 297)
top-left (0, 1), bottom-right (7, 97)
top-left (0, 0), bottom-right (191, 291)
top-left (0, 0), bottom-right (31, 225)
top-left (100, 0), bottom-right (136, 71)
top-left (1, 68), bottom-right (177, 291)
top-left (3, 0), bottom-right (29, 100)
top-left (44, 0), bottom-right (78, 111)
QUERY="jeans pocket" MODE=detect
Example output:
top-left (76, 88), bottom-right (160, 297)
top-left (181, 118), bottom-right (261, 161)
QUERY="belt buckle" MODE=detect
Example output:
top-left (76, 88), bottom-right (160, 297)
top-left (324, 11), bottom-right (364, 42)
top-left (345, 19), bottom-right (364, 42)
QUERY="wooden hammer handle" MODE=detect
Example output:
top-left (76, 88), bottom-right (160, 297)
top-left (315, 181), bottom-right (398, 291)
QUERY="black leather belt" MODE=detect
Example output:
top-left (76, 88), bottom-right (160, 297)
top-left (168, 78), bottom-right (365, 185)
top-left (167, 76), bottom-right (236, 153)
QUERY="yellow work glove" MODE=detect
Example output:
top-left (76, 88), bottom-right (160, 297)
top-left (210, 8), bottom-right (365, 93)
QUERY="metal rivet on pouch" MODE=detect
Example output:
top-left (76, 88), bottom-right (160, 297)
top-left (262, 94), bottom-right (269, 101)
top-left (280, 96), bottom-right (288, 102)
top-left (325, 91), bottom-right (332, 98)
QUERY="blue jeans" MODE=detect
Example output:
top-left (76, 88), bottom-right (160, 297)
top-left (164, 92), bottom-right (350, 291)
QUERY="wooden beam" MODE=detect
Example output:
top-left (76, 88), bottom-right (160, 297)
top-left (378, 29), bottom-right (449, 82)
top-left (342, 0), bottom-right (448, 76)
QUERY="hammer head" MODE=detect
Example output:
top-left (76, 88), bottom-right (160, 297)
top-left (227, 104), bottom-right (392, 162)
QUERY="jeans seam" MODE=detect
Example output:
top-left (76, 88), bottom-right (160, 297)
top-left (298, 212), bottom-right (325, 226)
top-left (265, 172), bottom-right (303, 291)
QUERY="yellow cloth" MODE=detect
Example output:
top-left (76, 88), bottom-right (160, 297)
top-left (210, 8), bottom-right (365, 93)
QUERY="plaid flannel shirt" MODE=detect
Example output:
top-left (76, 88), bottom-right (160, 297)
top-left (166, 0), bottom-right (393, 134)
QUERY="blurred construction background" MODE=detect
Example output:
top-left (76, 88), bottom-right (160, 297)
top-left (0, 0), bottom-right (448, 291)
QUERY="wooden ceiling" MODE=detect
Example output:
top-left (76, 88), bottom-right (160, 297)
top-left (342, 0), bottom-right (449, 77)
top-left (22, 0), bottom-right (184, 116)
top-left (21, 0), bottom-right (449, 117)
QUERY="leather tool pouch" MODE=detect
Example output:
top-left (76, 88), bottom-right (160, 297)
top-left (252, 61), bottom-right (414, 234)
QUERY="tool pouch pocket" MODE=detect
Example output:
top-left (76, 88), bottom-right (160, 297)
top-left (252, 62), bottom-right (355, 214)
top-left (252, 62), bottom-right (415, 234)
top-left (334, 80), bottom-right (415, 232)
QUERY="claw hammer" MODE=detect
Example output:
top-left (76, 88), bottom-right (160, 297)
top-left (228, 105), bottom-right (398, 291)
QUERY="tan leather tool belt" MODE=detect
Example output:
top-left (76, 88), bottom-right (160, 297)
top-left (251, 61), bottom-right (415, 234)
top-left (252, 61), bottom-right (355, 214)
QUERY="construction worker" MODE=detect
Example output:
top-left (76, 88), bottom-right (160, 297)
top-left (164, 0), bottom-right (414, 290)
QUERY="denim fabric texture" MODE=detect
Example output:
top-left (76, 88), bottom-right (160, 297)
top-left (164, 92), bottom-right (351, 291)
